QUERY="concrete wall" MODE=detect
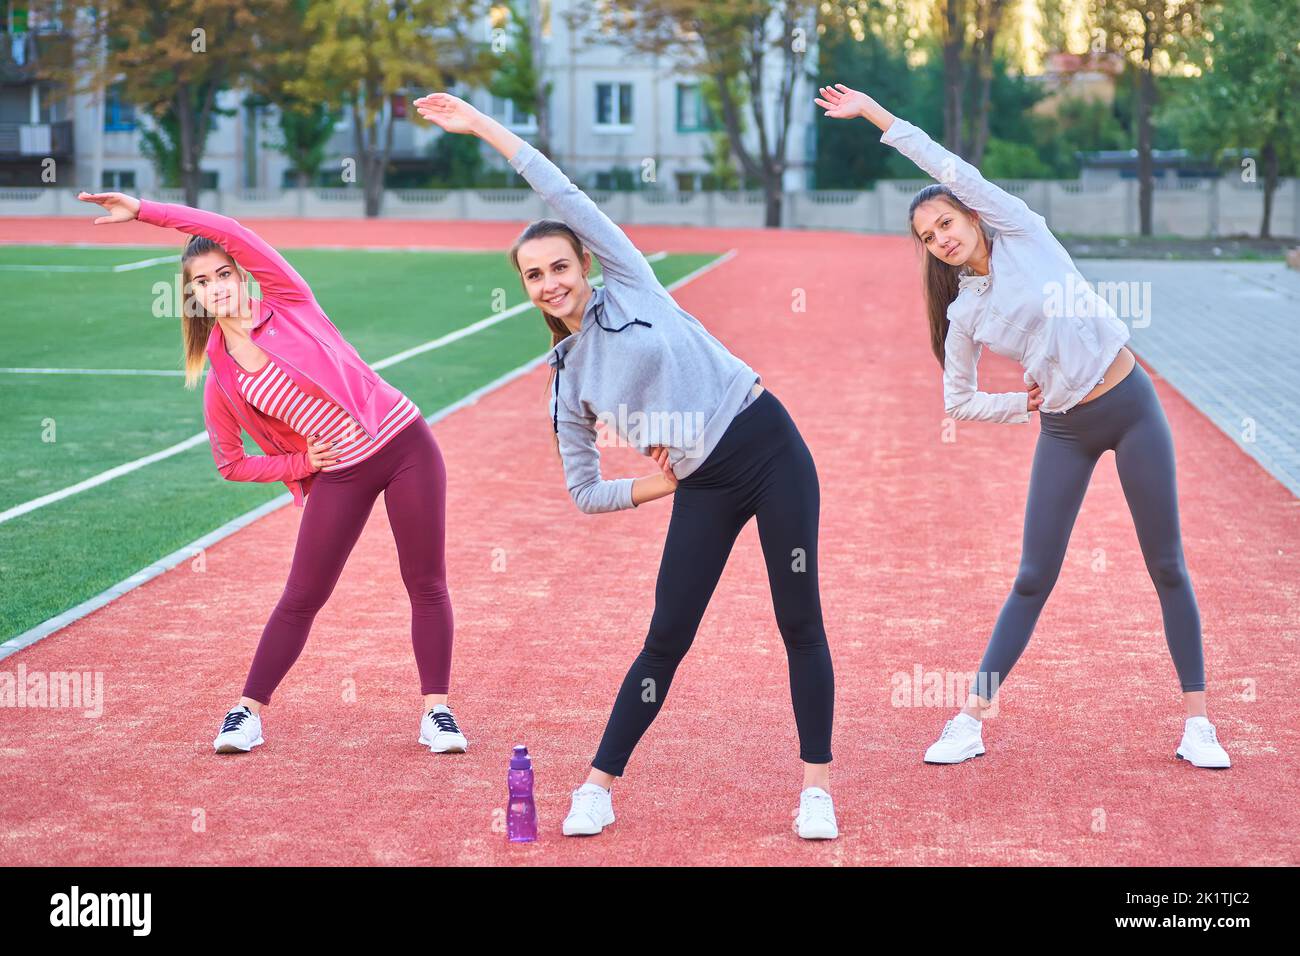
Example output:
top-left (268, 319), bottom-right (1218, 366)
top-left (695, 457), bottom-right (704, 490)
top-left (2, 178), bottom-right (1295, 238)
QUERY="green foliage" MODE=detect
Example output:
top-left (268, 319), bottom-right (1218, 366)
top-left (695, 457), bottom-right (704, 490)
top-left (981, 138), bottom-right (1054, 178)
top-left (425, 131), bottom-right (486, 186)
top-left (699, 75), bottom-right (744, 189)
top-left (813, 25), bottom-right (920, 187)
top-left (1030, 96), bottom-right (1129, 176)
top-left (1161, 0), bottom-right (1300, 175)
top-left (138, 85), bottom-right (233, 188)
top-left (274, 101), bottom-right (339, 186)
top-left (488, 0), bottom-right (547, 124)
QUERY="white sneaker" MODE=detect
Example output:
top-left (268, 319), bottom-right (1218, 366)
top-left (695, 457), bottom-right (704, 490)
top-left (214, 705), bottom-right (263, 753)
top-left (1176, 716), bottom-right (1231, 768)
top-left (562, 783), bottom-right (615, 836)
top-left (924, 712), bottom-right (985, 764)
top-left (419, 704), bottom-right (468, 753)
top-left (794, 786), bottom-right (839, 839)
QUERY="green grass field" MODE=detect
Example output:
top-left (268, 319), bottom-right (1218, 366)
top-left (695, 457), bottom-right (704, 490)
top-left (0, 244), bottom-right (719, 641)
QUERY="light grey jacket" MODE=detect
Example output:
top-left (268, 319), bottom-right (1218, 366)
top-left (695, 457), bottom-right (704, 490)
top-left (881, 118), bottom-right (1130, 423)
top-left (509, 141), bottom-right (760, 514)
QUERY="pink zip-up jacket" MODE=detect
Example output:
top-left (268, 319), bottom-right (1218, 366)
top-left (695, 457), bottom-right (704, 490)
top-left (137, 199), bottom-right (406, 507)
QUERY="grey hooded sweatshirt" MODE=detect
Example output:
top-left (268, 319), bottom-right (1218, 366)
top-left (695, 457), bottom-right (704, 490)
top-left (508, 141), bottom-right (760, 514)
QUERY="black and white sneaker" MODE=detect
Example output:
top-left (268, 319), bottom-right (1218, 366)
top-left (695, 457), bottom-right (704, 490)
top-left (418, 704), bottom-right (468, 753)
top-left (213, 705), bottom-right (264, 754)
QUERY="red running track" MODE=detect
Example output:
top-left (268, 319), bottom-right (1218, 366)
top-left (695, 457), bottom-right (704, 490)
top-left (1, 217), bottom-right (1297, 865)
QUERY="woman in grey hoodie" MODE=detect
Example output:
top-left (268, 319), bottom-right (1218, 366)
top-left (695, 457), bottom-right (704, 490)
top-left (415, 92), bottom-right (838, 840)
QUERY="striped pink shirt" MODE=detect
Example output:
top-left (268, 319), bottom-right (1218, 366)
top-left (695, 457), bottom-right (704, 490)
top-left (234, 357), bottom-right (422, 473)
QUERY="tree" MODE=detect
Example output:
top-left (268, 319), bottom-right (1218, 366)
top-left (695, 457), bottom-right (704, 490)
top-left (272, 103), bottom-right (340, 189)
top-left (244, 0), bottom-right (338, 189)
top-left (813, 14), bottom-right (917, 187)
top-left (1089, 0), bottom-right (1201, 235)
top-left (488, 0), bottom-right (552, 157)
top-left (39, 0), bottom-right (285, 206)
top-left (138, 83), bottom-right (236, 189)
top-left (568, 0), bottom-right (817, 227)
top-left (1165, 0), bottom-right (1300, 238)
top-left (290, 0), bottom-right (490, 216)
top-left (1031, 96), bottom-right (1129, 177)
top-left (935, 0), bottom-right (1012, 165)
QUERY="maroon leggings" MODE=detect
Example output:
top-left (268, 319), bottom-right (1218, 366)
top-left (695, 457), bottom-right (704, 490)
top-left (242, 418), bottom-right (453, 705)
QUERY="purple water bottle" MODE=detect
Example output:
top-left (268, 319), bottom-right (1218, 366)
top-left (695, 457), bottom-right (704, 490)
top-left (507, 745), bottom-right (538, 843)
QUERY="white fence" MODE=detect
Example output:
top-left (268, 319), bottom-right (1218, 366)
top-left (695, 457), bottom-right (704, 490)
top-left (1, 178), bottom-right (1295, 237)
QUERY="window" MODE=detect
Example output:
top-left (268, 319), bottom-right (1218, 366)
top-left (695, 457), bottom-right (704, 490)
top-left (676, 84), bottom-right (717, 133)
top-left (200, 170), bottom-right (218, 190)
top-left (104, 85), bottom-right (136, 132)
top-left (101, 170), bottom-right (136, 190)
top-left (488, 94), bottom-right (536, 131)
top-left (594, 82), bottom-right (632, 130)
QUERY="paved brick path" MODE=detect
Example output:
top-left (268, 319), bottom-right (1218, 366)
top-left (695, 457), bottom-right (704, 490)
top-left (1079, 259), bottom-right (1300, 498)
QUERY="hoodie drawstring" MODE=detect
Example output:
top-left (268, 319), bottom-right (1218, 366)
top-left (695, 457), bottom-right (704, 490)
top-left (551, 302), bottom-right (653, 434)
top-left (552, 356), bottom-right (562, 434)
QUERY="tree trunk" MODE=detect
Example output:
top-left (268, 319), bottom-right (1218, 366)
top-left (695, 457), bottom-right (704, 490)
top-left (942, 0), bottom-right (965, 153)
top-left (968, 0), bottom-right (1005, 165)
top-left (1136, 27), bottom-right (1157, 236)
top-left (176, 86), bottom-right (199, 206)
top-left (529, 0), bottom-right (550, 157)
top-left (352, 94), bottom-right (386, 218)
top-left (764, 179), bottom-right (782, 228)
top-left (1260, 139), bottom-right (1277, 239)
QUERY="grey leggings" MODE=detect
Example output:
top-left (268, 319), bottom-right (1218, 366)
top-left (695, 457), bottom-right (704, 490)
top-left (973, 360), bottom-right (1206, 698)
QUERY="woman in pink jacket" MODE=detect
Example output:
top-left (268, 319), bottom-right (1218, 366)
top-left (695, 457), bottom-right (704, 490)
top-left (77, 191), bottom-right (467, 757)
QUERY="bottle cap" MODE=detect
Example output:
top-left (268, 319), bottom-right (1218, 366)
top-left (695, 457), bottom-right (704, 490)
top-left (510, 744), bottom-right (531, 770)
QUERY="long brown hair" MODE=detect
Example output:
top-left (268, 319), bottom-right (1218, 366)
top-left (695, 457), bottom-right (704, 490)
top-left (908, 185), bottom-right (990, 366)
top-left (508, 219), bottom-right (589, 455)
top-left (179, 235), bottom-right (249, 390)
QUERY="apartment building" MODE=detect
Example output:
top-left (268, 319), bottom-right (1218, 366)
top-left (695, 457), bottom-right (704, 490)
top-left (1, 0), bottom-right (815, 195)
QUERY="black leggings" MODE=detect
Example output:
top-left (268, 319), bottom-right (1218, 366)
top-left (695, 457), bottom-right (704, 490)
top-left (591, 389), bottom-right (835, 776)
top-left (974, 360), bottom-right (1206, 698)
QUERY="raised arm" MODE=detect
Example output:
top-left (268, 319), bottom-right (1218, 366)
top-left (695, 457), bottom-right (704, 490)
top-left (413, 92), bottom-right (660, 288)
top-left (942, 321), bottom-right (1033, 425)
top-left (814, 84), bottom-right (1043, 236)
top-left (77, 190), bottom-right (314, 302)
top-left (203, 377), bottom-right (315, 483)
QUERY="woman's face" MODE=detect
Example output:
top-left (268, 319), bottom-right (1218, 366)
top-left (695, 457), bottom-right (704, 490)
top-left (516, 235), bottom-right (592, 324)
top-left (912, 198), bottom-right (982, 267)
top-left (186, 251), bottom-right (244, 318)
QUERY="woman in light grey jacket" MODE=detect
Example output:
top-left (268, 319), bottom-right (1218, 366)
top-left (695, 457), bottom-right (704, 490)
top-left (416, 92), bottom-right (839, 838)
top-left (817, 82), bottom-right (1230, 771)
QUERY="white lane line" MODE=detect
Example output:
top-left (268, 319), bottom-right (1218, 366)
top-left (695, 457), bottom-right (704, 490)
top-left (0, 248), bottom-right (739, 656)
top-left (0, 349), bottom-right (557, 662)
top-left (0, 249), bottom-right (737, 526)
top-left (0, 433), bottom-right (212, 524)
top-left (112, 254), bottom-right (180, 272)
top-left (0, 257), bottom-right (672, 376)
top-left (0, 367), bottom-right (185, 376)
top-left (0, 253), bottom-right (179, 273)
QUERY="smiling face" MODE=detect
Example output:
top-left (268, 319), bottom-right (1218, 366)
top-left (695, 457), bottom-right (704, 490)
top-left (184, 250), bottom-right (244, 318)
top-left (514, 234), bottom-right (592, 326)
top-left (911, 197), bottom-right (984, 268)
